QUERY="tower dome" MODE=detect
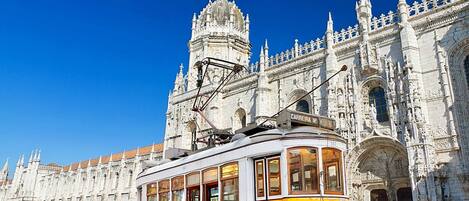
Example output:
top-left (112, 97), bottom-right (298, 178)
top-left (200, 0), bottom-right (245, 30)
top-left (187, 0), bottom-right (251, 90)
top-left (192, 0), bottom-right (249, 41)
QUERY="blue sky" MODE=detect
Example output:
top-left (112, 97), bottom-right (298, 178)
top-left (0, 0), bottom-right (402, 170)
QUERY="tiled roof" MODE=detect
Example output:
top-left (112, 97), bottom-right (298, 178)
top-left (62, 143), bottom-right (163, 172)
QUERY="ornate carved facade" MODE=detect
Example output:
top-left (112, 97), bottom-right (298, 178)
top-left (165, 0), bottom-right (469, 200)
top-left (0, 144), bottom-right (163, 201)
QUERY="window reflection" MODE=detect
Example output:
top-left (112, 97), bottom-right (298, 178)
top-left (146, 183), bottom-right (157, 201)
top-left (158, 180), bottom-right (170, 201)
top-left (255, 161), bottom-right (265, 197)
top-left (172, 176), bottom-right (184, 201)
top-left (203, 168), bottom-right (219, 201)
top-left (187, 172), bottom-right (201, 201)
top-left (221, 163), bottom-right (239, 201)
top-left (268, 158), bottom-right (281, 196)
top-left (288, 147), bottom-right (319, 194)
top-left (369, 87), bottom-right (389, 122)
top-left (322, 148), bottom-right (343, 194)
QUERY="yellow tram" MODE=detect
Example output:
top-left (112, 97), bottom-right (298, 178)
top-left (137, 110), bottom-right (349, 201)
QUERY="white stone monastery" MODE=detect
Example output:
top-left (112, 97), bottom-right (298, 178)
top-left (0, 145), bottom-right (163, 201)
top-left (1, 0), bottom-right (468, 200)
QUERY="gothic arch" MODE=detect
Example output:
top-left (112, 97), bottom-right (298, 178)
top-left (347, 137), bottom-right (410, 201)
top-left (287, 88), bottom-right (312, 113)
top-left (448, 38), bottom-right (469, 123)
top-left (447, 38), bottom-right (469, 172)
top-left (233, 108), bottom-right (247, 131)
top-left (360, 78), bottom-right (390, 132)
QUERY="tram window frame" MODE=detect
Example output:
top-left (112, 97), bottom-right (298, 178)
top-left (254, 156), bottom-right (282, 200)
top-left (254, 159), bottom-right (266, 199)
top-left (171, 176), bottom-right (185, 201)
top-left (267, 157), bottom-right (282, 196)
top-left (287, 147), bottom-right (320, 195)
top-left (322, 148), bottom-right (344, 195)
top-left (186, 172), bottom-right (201, 201)
top-left (220, 162), bottom-right (239, 201)
top-left (158, 179), bottom-right (170, 201)
top-left (146, 183), bottom-right (157, 201)
top-left (203, 168), bottom-right (219, 201)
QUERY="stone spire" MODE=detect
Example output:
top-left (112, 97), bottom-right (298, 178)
top-left (35, 150), bottom-right (41, 162)
top-left (325, 12), bottom-right (339, 119)
top-left (28, 150), bottom-right (34, 164)
top-left (0, 159), bottom-right (8, 183)
top-left (17, 154), bottom-right (24, 167)
top-left (174, 64), bottom-right (185, 95)
top-left (356, 0), bottom-right (372, 38)
top-left (259, 46), bottom-right (265, 72)
top-left (0, 158), bottom-right (8, 179)
top-left (1, 159), bottom-right (8, 172)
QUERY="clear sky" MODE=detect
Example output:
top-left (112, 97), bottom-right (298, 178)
top-left (0, 0), bottom-right (402, 170)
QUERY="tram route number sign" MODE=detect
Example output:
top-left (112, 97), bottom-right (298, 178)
top-left (277, 110), bottom-right (336, 131)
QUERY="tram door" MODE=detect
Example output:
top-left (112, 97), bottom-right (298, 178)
top-left (254, 156), bottom-right (282, 201)
top-left (187, 187), bottom-right (200, 201)
top-left (187, 173), bottom-right (201, 201)
top-left (205, 184), bottom-right (219, 201)
top-left (203, 168), bottom-right (219, 201)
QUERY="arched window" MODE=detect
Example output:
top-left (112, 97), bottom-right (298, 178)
top-left (128, 170), bottom-right (133, 187)
top-left (233, 109), bottom-right (247, 131)
top-left (465, 55), bottom-right (469, 88)
top-left (295, 100), bottom-right (310, 113)
top-left (369, 87), bottom-right (389, 122)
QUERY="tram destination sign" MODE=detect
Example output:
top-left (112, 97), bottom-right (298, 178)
top-left (277, 110), bottom-right (336, 131)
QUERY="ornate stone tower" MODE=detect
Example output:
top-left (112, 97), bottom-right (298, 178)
top-left (186, 0), bottom-right (251, 90)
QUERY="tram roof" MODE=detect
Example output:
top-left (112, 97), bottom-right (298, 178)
top-left (138, 126), bottom-right (344, 179)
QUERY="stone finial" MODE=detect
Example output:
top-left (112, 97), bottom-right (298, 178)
top-left (327, 12), bottom-right (334, 33)
top-left (35, 150), bottom-right (41, 162)
top-left (259, 46), bottom-right (265, 72)
top-left (28, 150), bottom-right (34, 164)
top-left (179, 63), bottom-right (184, 75)
top-left (1, 159), bottom-right (8, 173)
top-left (398, 0), bottom-right (409, 23)
top-left (17, 154), bottom-right (24, 167)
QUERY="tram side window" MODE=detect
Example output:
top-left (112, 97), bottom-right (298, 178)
top-left (268, 158), bottom-right (282, 196)
top-left (187, 172), bottom-right (201, 201)
top-left (172, 176), bottom-right (185, 201)
top-left (221, 163), bottom-right (239, 201)
top-left (146, 183), bottom-right (157, 201)
top-left (203, 168), bottom-right (219, 201)
top-left (287, 147), bottom-right (319, 194)
top-left (255, 160), bottom-right (265, 198)
top-left (323, 148), bottom-right (343, 195)
top-left (158, 180), bottom-right (170, 201)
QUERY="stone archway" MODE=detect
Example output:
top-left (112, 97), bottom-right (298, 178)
top-left (347, 137), bottom-right (411, 201)
top-left (287, 89), bottom-right (312, 114)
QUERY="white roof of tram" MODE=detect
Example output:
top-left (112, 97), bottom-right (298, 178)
top-left (138, 126), bottom-right (344, 180)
